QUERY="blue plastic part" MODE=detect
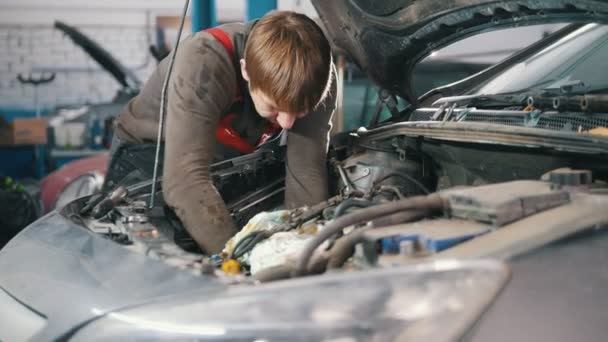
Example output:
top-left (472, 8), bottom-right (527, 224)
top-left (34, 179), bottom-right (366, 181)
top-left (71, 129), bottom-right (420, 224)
top-left (381, 234), bottom-right (419, 254)
top-left (89, 118), bottom-right (103, 150)
top-left (192, 0), bottom-right (216, 32)
top-left (0, 108), bottom-right (51, 121)
top-left (246, 0), bottom-right (277, 21)
top-left (422, 232), bottom-right (487, 253)
top-left (381, 229), bottom-right (490, 255)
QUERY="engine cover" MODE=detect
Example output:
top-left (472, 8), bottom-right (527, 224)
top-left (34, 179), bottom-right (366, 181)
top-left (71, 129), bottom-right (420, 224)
top-left (441, 180), bottom-right (570, 226)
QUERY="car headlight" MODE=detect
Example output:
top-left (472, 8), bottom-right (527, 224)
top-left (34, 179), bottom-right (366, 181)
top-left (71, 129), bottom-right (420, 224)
top-left (72, 260), bottom-right (509, 341)
top-left (53, 173), bottom-right (104, 210)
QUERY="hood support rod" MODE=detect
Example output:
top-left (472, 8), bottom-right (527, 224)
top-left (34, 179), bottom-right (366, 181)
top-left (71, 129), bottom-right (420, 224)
top-left (150, 0), bottom-right (191, 208)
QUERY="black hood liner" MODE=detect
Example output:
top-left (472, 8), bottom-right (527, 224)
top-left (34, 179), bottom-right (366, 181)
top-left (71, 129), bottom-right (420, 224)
top-left (54, 21), bottom-right (141, 90)
top-left (312, 0), bottom-right (608, 104)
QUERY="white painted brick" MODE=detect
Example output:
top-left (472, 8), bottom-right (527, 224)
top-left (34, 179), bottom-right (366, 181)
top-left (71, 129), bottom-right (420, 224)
top-left (1, 19), bottom-right (158, 108)
top-left (0, 53), bottom-right (13, 63)
top-left (10, 37), bottom-right (21, 47)
top-left (28, 53), bottom-right (49, 66)
top-left (21, 86), bottom-right (34, 98)
top-left (11, 64), bottom-right (29, 75)
top-left (5, 87), bottom-right (22, 99)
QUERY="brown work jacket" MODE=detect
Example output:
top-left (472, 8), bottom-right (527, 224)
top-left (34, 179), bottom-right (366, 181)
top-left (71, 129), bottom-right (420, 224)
top-left (114, 21), bottom-right (335, 253)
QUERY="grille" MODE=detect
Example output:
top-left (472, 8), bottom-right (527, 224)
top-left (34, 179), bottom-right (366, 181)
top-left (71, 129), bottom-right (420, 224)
top-left (410, 109), bottom-right (608, 132)
top-left (463, 113), bottom-right (608, 132)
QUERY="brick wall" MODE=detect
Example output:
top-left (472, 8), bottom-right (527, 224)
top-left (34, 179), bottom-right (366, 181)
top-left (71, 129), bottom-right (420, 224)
top-left (0, 23), bottom-right (157, 110)
top-left (0, 0), bottom-right (252, 112)
top-left (0, 0), bottom-right (321, 112)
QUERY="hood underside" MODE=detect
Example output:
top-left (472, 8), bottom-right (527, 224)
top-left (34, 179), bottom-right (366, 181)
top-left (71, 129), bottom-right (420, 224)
top-left (54, 21), bottom-right (141, 91)
top-left (312, 0), bottom-right (608, 104)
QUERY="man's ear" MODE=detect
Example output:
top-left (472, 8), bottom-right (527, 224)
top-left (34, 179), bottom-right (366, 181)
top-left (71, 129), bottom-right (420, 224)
top-left (240, 59), bottom-right (249, 82)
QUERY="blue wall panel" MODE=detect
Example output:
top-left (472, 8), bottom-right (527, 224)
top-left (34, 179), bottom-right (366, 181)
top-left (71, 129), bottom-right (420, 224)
top-left (246, 0), bottom-right (277, 20)
top-left (192, 0), bottom-right (217, 32)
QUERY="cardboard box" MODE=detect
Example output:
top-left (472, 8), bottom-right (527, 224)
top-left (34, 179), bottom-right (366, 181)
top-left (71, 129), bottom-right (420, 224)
top-left (0, 118), bottom-right (48, 146)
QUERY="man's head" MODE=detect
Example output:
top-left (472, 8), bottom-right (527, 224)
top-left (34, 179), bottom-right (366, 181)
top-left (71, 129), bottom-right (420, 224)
top-left (240, 11), bottom-right (333, 129)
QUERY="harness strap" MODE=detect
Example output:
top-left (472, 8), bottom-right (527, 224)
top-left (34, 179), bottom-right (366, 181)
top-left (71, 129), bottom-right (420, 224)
top-left (204, 27), bottom-right (241, 98)
top-left (203, 27), bottom-right (281, 154)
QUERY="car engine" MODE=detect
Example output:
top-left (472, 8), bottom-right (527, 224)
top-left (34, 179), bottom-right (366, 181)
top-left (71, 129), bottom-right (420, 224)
top-left (62, 129), bottom-right (608, 283)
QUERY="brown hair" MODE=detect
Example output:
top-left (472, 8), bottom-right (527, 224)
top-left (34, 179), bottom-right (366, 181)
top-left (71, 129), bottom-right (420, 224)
top-left (244, 11), bottom-right (332, 114)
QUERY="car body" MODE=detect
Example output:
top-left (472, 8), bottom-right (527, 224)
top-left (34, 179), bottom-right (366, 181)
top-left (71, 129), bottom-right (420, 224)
top-left (39, 152), bottom-right (107, 213)
top-left (3, 1), bottom-right (608, 340)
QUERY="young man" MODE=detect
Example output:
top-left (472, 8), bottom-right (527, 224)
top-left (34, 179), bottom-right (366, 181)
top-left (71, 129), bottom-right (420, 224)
top-left (112, 11), bottom-right (336, 254)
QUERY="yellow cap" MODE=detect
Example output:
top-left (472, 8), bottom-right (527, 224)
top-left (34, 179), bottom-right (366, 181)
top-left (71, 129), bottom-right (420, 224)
top-left (221, 259), bottom-right (241, 275)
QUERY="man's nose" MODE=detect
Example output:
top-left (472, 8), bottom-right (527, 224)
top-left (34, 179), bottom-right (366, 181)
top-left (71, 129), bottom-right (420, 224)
top-left (276, 112), bottom-right (296, 129)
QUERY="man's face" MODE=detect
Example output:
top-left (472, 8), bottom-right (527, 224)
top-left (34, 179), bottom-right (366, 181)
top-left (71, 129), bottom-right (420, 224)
top-left (241, 59), bottom-right (306, 130)
top-left (249, 89), bottom-right (306, 130)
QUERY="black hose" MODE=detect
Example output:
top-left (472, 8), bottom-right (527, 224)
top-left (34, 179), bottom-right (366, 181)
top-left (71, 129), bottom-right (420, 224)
top-left (370, 209), bottom-right (429, 227)
top-left (231, 194), bottom-right (349, 259)
top-left (327, 209), bottom-right (430, 269)
top-left (254, 252), bottom-right (329, 282)
top-left (293, 194), bottom-right (445, 276)
top-left (326, 228), bottom-right (370, 270)
top-left (231, 230), bottom-right (272, 259)
top-left (333, 198), bottom-right (373, 218)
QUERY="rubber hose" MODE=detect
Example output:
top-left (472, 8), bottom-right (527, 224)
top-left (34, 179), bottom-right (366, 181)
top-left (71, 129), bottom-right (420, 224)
top-left (326, 228), bottom-right (370, 270)
top-left (294, 193), bottom-right (445, 276)
top-left (254, 264), bottom-right (293, 283)
top-left (254, 253), bottom-right (329, 282)
top-left (327, 209), bottom-right (431, 269)
top-left (370, 209), bottom-right (429, 227)
top-left (333, 198), bottom-right (374, 218)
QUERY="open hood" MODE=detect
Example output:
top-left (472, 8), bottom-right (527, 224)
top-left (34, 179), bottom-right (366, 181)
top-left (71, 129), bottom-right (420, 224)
top-left (312, 0), bottom-right (608, 104)
top-left (54, 21), bottom-right (141, 91)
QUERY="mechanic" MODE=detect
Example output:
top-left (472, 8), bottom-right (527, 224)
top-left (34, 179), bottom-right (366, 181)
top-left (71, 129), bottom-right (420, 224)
top-left (110, 11), bottom-right (336, 254)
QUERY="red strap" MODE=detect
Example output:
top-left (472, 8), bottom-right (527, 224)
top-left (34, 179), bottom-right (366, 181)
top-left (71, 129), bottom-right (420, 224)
top-left (204, 28), bottom-right (234, 61)
top-left (216, 114), bottom-right (255, 154)
top-left (205, 27), bottom-right (282, 154)
top-left (204, 28), bottom-right (240, 98)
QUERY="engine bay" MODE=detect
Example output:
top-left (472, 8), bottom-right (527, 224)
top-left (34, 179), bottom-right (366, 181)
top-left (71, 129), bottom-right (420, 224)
top-left (63, 127), bottom-right (608, 283)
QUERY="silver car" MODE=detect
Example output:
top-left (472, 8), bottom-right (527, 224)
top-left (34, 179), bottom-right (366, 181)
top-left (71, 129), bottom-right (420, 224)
top-left (2, 0), bottom-right (608, 340)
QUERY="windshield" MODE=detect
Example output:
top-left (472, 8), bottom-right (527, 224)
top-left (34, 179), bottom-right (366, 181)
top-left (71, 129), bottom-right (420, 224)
top-left (471, 24), bottom-right (608, 95)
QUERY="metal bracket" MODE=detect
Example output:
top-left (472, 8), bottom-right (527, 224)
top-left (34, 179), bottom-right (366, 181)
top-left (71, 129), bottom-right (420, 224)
top-left (430, 103), bottom-right (448, 121)
top-left (524, 110), bottom-right (542, 127)
top-left (559, 79), bottom-right (586, 94)
top-left (370, 89), bottom-right (400, 126)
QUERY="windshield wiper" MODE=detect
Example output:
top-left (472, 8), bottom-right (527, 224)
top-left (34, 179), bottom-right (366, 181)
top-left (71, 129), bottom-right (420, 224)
top-left (433, 93), bottom-right (529, 108)
top-left (433, 79), bottom-right (608, 114)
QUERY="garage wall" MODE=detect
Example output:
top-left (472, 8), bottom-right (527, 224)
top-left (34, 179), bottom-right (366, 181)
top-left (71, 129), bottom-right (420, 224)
top-left (0, 0), bottom-right (246, 112)
top-left (0, 0), bottom-right (558, 113)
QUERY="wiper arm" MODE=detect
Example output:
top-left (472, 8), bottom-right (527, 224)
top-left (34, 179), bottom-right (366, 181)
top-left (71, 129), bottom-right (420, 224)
top-left (434, 86), bottom-right (608, 114)
top-left (432, 93), bottom-right (529, 108)
top-left (434, 80), bottom-right (592, 109)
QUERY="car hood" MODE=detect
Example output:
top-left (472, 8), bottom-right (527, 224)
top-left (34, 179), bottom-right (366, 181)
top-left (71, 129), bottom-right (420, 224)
top-left (312, 0), bottom-right (608, 104)
top-left (54, 21), bottom-right (141, 91)
top-left (0, 210), bottom-right (224, 340)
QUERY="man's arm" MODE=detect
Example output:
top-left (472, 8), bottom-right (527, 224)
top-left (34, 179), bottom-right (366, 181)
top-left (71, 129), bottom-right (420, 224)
top-left (162, 34), bottom-right (238, 254)
top-left (284, 79), bottom-right (337, 208)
